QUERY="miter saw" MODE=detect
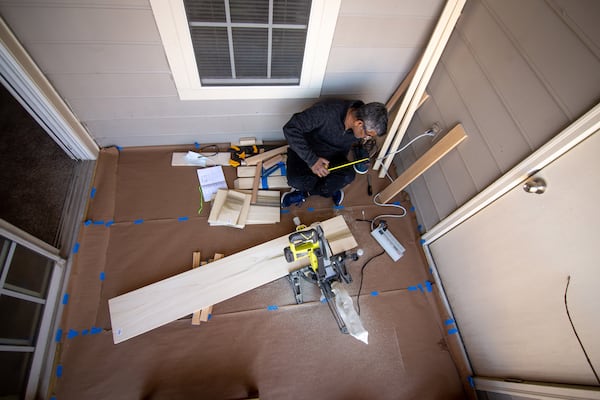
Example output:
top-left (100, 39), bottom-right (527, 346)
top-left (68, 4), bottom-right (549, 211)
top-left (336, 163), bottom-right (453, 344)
top-left (284, 223), bottom-right (360, 334)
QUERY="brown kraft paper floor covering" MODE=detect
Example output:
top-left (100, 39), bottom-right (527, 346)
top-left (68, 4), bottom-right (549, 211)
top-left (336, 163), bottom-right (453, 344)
top-left (53, 145), bottom-right (467, 400)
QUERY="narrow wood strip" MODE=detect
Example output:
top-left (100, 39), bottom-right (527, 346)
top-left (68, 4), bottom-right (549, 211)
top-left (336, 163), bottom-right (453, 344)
top-left (244, 145), bottom-right (288, 166)
top-left (378, 124), bottom-right (468, 203)
top-left (251, 161), bottom-right (262, 204)
top-left (191, 251), bottom-right (202, 325)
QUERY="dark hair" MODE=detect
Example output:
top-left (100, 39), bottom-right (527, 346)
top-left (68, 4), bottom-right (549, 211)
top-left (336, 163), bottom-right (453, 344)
top-left (356, 102), bottom-right (388, 136)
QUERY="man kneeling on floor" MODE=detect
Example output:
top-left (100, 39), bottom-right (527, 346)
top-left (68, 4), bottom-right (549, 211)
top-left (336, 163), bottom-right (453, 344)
top-left (281, 99), bottom-right (388, 208)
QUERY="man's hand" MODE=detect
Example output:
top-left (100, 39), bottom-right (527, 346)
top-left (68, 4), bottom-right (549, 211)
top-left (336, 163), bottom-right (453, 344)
top-left (311, 157), bottom-right (330, 178)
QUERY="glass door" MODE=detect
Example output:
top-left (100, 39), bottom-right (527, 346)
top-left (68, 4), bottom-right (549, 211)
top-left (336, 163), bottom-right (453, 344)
top-left (0, 220), bottom-right (65, 400)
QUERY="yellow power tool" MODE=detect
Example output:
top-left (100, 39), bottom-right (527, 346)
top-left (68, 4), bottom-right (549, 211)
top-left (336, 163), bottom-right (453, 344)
top-left (283, 226), bottom-right (324, 273)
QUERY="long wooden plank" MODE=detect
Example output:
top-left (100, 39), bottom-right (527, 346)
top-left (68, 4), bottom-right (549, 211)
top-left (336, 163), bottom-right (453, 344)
top-left (374, 0), bottom-right (466, 175)
top-left (385, 61), bottom-right (419, 111)
top-left (199, 253), bottom-right (224, 322)
top-left (378, 124), bottom-right (467, 203)
top-left (244, 145), bottom-right (288, 166)
top-left (108, 215), bottom-right (357, 343)
top-left (191, 251), bottom-right (202, 325)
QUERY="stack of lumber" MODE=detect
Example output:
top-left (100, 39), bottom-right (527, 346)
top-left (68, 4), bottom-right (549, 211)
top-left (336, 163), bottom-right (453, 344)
top-left (208, 189), bottom-right (280, 227)
top-left (374, 0), bottom-right (467, 180)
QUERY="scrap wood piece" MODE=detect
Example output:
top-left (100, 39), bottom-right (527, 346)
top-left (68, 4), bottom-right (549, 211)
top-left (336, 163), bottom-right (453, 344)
top-left (171, 152), bottom-right (231, 166)
top-left (378, 124), bottom-right (467, 203)
top-left (244, 145), bottom-right (288, 166)
top-left (208, 189), bottom-right (251, 228)
top-left (251, 161), bottom-right (262, 204)
top-left (237, 165), bottom-right (283, 178)
top-left (108, 215), bottom-right (357, 344)
top-left (244, 190), bottom-right (280, 224)
top-left (374, 0), bottom-right (466, 177)
top-left (191, 251), bottom-right (202, 325)
top-left (262, 154), bottom-right (284, 170)
top-left (199, 253), bottom-right (224, 322)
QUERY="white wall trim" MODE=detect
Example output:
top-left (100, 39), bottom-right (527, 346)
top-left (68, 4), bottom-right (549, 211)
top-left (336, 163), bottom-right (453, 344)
top-left (474, 377), bottom-right (600, 399)
top-left (422, 101), bottom-right (600, 244)
top-left (0, 16), bottom-right (98, 160)
top-left (150, 0), bottom-right (340, 100)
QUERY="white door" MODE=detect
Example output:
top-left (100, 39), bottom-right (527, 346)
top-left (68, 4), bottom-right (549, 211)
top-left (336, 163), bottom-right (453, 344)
top-left (428, 129), bottom-right (600, 385)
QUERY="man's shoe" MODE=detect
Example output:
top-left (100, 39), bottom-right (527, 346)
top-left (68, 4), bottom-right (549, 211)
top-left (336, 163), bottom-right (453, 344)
top-left (281, 189), bottom-right (307, 208)
top-left (352, 143), bottom-right (370, 174)
top-left (332, 189), bottom-right (344, 207)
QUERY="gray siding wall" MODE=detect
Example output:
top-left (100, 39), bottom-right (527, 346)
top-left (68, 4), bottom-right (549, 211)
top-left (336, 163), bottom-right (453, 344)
top-left (396, 0), bottom-right (600, 232)
top-left (0, 0), bottom-right (443, 147)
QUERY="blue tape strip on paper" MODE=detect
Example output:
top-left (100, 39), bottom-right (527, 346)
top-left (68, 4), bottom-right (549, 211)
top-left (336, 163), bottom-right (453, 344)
top-left (67, 329), bottom-right (78, 339)
top-left (178, 216), bottom-right (189, 222)
top-left (408, 286), bottom-right (418, 291)
top-left (93, 220), bottom-right (105, 225)
top-left (445, 318), bottom-right (455, 326)
top-left (207, 314), bottom-right (212, 320)
top-left (468, 376), bottom-right (475, 388)
top-left (267, 305), bottom-right (278, 311)
top-left (417, 283), bottom-right (424, 293)
top-left (393, 201), bottom-right (401, 206)
top-left (134, 219), bottom-right (144, 224)
top-left (72, 243), bottom-right (80, 254)
top-left (99, 272), bottom-right (105, 281)
top-left (333, 205), bottom-right (344, 210)
top-left (261, 176), bottom-right (268, 189)
top-left (82, 329), bottom-right (89, 336)
top-left (307, 207), bottom-right (315, 212)
top-left (105, 220), bottom-right (114, 227)
top-left (84, 219), bottom-right (92, 226)
top-left (62, 294), bottom-right (69, 304)
top-left (420, 239), bottom-right (426, 245)
top-left (55, 329), bottom-right (63, 342)
top-left (410, 206), bottom-right (415, 212)
top-left (280, 209), bottom-right (290, 214)
top-left (371, 291), bottom-right (379, 296)
top-left (425, 281), bottom-right (432, 292)
top-left (448, 328), bottom-right (458, 335)
top-left (194, 142), bottom-right (200, 149)
top-left (116, 146), bottom-right (123, 151)
top-left (56, 365), bottom-right (63, 377)
top-left (91, 326), bottom-right (102, 335)
top-left (90, 187), bottom-right (97, 199)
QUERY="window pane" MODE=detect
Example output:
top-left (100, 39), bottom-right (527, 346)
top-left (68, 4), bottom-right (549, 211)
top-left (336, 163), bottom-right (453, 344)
top-left (0, 351), bottom-right (31, 399)
top-left (5, 244), bottom-right (52, 298)
top-left (184, 0), bottom-right (226, 22)
top-left (232, 28), bottom-right (267, 78)
top-left (272, 28), bottom-right (306, 80)
top-left (0, 295), bottom-right (43, 345)
top-left (273, 0), bottom-right (311, 25)
top-left (229, 0), bottom-right (269, 24)
top-left (190, 27), bottom-right (232, 79)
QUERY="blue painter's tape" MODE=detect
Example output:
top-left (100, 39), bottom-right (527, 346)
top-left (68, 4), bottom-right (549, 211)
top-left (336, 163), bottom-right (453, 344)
top-left (93, 220), bottom-right (105, 225)
top-left (55, 329), bottom-right (63, 342)
top-left (445, 318), bottom-right (455, 326)
top-left (333, 205), bottom-right (344, 210)
top-left (67, 329), bottom-right (78, 339)
top-left (72, 243), bottom-right (80, 254)
top-left (320, 298), bottom-right (328, 303)
top-left (448, 328), bottom-right (458, 335)
top-left (417, 224), bottom-right (422, 231)
top-left (429, 267), bottom-right (433, 274)
top-left (84, 219), bottom-right (92, 226)
top-left (99, 272), bottom-right (105, 281)
top-left (62, 294), bottom-right (69, 305)
top-left (307, 207), bottom-right (315, 212)
top-left (267, 305), bottom-right (279, 311)
top-left (194, 142), bottom-right (200, 149)
top-left (280, 209), bottom-right (289, 214)
top-left (105, 220), bottom-right (114, 227)
top-left (116, 146), bottom-right (123, 151)
top-left (408, 286), bottom-right (418, 291)
top-left (56, 365), bottom-right (63, 377)
top-left (90, 326), bottom-right (102, 335)
top-left (418, 283), bottom-right (424, 293)
top-left (82, 329), bottom-right (89, 336)
top-left (178, 216), bottom-right (189, 222)
top-left (261, 176), bottom-right (268, 189)
top-left (208, 314), bottom-right (212, 320)
top-left (420, 239), bottom-right (426, 245)
top-left (410, 206), bottom-right (415, 212)
top-left (467, 376), bottom-right (475, 388)
top-left (134, 219), bottom-right (144, 224)
top-left (393, 201), bottom-right (401, 206)
top-left (425, 281), bottom-right (433, 292)
top-left (90, 187), bottom-right (97, 199)
top-left (371, 291), bottom-right (379, 296)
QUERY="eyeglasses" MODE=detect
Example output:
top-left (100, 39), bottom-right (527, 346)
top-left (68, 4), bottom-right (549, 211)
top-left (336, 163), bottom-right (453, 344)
top-left (361, 123), bottom-right (377, 139)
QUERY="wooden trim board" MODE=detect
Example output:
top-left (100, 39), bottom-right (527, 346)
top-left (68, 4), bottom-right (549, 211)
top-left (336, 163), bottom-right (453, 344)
top-left (378, 124), bottom-right (467, 203)
top-left (191, 251), bottom-right (202, 325)
top-left (234, 176), bottom-right (289, 190)
top-left (237, 166), bottom-right (283, 178)
top-left (108, 215), bottom-right (357, 343)
top-left (244, 145), bottom-right (288, 166)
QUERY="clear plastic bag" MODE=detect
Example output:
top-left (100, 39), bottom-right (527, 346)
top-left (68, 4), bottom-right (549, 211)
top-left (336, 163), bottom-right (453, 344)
top-left (332, 282), bottom-right (369, 344)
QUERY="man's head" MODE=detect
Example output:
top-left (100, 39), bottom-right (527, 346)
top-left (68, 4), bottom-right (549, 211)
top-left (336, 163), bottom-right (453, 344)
top-left (350, 102), bottom-right (388, 139)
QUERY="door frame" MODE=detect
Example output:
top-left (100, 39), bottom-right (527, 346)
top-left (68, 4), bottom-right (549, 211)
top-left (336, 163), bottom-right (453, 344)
top-left (420, 102), bottom-right (600, 395)
top-left (0, 16), bottom-right (98, 160)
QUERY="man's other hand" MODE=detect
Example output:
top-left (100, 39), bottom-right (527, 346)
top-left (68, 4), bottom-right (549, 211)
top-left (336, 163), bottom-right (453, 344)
top-left (311, 158), bottom-right (330, 177)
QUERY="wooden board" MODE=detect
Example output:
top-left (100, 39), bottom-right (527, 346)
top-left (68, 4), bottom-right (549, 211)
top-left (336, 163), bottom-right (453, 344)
top-left (237, 165), bottom-right (284, 178)
top-left (171, 152), bottom-right (231, 166)
top-left (207, 189), bottom-right (251, 228)
top-left (191, 251), bottom-right (202, 325)
top-left (244, 145), bottom-right (288, 166)
top-left (378, 124), bottom-right (467, 203)
top-left (108, 215), bottom-right (357, 344)
top-left (234, 176), bottom-right (289, 190)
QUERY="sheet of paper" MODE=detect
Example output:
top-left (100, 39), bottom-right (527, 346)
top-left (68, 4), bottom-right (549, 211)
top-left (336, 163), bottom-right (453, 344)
top-left (196, 166), bottom-right (227, 202)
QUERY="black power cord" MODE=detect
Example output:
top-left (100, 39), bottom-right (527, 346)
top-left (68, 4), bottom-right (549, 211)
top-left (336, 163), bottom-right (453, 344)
top-left (356, 250), bottom-right (385, 316)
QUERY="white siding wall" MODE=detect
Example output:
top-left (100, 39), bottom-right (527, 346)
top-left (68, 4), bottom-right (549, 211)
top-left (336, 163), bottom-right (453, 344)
top-left (396, 0), bottom-right (600, 232)
top-left (0, 0), bottom-right (443, 147)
